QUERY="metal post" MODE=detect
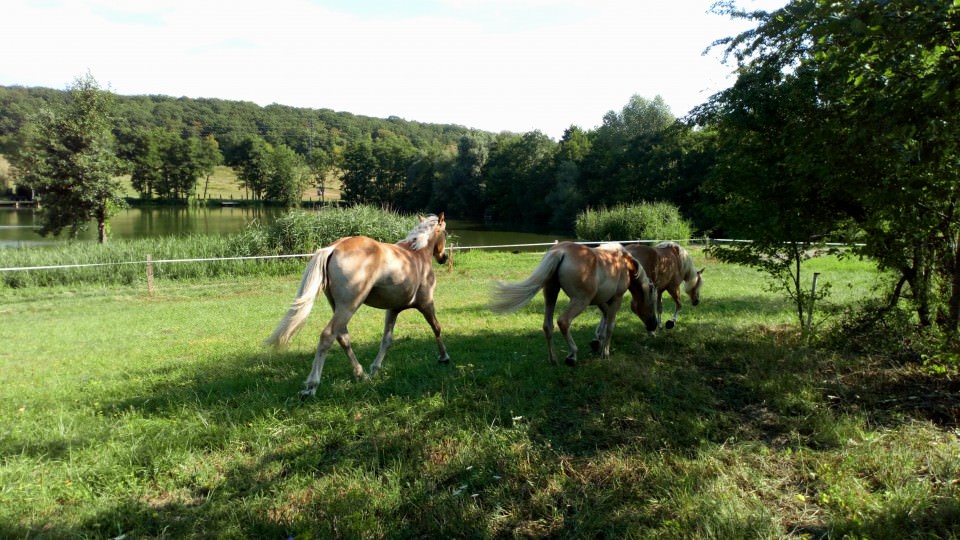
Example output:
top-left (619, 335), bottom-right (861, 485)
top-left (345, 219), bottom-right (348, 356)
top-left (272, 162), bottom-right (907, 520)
top-left (806, 272), bottom-right (820, 332)
top-left (146, 254), bottom-right (155, 296)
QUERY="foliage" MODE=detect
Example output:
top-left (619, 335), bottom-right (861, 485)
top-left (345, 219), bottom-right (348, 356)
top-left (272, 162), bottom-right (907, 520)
top-left (702, 0), bottom-right (960, 333)
top-left (229, 205), bottom-right (418, 257)
top-left (574, 202), bottom-right (692, 242)
top-left (8, 74), bottom-right (127, 243)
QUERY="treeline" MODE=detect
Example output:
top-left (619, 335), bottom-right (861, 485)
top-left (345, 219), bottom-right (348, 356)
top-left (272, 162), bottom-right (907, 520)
top-left (0, 85), bottom-right (710, 231)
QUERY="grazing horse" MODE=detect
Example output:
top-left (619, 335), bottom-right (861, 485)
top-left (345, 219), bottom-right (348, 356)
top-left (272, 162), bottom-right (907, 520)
top-left (489, 242), bottom-right (659, 366)
top-left (266, 213), bottom-right (450, 397)
top-left (624, 241), bottom-right (703, 330)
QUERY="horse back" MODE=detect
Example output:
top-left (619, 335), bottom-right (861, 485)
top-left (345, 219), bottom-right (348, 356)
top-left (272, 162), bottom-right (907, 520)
top-left (554, 242), bottom-right (632, 304)
top-left (626, 243), bottom-right (680, 291)
top-left (327, 236), bottom-right (432, 309)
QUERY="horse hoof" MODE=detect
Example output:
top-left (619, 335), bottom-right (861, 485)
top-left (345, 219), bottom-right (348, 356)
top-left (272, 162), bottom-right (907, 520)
top-left (299, 388), bottom-right (317, 400)
top-left (665, 320), bottom-right (675, 330)
top-left (589, 340), bottom-right (601, 354)
top-left (437, 355), bottom-right (451, 364)
top-left (565, 356), bottom-right (577, 367)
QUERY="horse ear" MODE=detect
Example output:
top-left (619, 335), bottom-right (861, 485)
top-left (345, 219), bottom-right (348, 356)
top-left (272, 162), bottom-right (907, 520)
top-left (438, 212), bottom-right (445, 224)
top-left (418, 214), bottom-right (426, 222)
top-left (698, 268), bottom-right (704, 275)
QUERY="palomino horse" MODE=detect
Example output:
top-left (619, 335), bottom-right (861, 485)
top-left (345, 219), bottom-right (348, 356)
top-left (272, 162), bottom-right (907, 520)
top-left (266, 214), bottom-right (450, 397)
top-left (489, 242), bottom-right (659, 366)
top-left (624, 241), bottom-right (703, 330)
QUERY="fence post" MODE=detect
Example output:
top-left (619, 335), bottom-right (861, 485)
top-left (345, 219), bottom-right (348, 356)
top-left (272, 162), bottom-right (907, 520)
top-left (447, 243), bottom-right (454, 272)
top-left (805, 272), bottom-right (820, 333)
top-left (146, 254), bottom-right (155, 296)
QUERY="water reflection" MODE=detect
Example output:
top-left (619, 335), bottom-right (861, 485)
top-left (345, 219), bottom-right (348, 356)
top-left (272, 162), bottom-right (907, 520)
top-left (0, 208), bottom-right (571, 250)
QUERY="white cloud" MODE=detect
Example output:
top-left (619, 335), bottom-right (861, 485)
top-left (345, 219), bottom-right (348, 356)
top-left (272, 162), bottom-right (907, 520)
top-left (1, 0), bottom-right (782, 138)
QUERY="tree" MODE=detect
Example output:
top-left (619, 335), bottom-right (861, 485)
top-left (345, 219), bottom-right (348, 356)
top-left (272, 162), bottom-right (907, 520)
top-left (233, 135), bottom-right (272, 200)
top-left (580, 95), bottom-right (675, 207)
top-left (340, 136), bottom-right (377, 204)
top-left (701, 0), bottom-right (960, 331)
top-left (197, 134), bottom-right (222, 199)
top-left (10, 73), bottom-right (126, 243)
top-left (264, 143), bottom-right (309, 207)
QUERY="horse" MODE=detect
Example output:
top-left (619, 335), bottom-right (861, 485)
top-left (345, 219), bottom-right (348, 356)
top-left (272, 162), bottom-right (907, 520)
top-left (488, 242), bottom-right (659, 366)
top-left (266, 213), bottom-right (450, 397)
top-left (624, 241), bottom-right (703, 330)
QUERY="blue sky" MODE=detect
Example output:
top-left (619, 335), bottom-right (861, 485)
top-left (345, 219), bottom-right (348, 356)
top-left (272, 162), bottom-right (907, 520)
top-left (3, 0), bottom-right (783, 139)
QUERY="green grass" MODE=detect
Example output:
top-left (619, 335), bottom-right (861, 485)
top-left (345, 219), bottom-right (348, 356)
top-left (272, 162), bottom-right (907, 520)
top-left (1, 250), bottom-right (958, 538)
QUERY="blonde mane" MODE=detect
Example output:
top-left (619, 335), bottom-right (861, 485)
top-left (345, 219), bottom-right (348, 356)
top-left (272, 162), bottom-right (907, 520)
top-left (402, 215), bottom-right (442, 250)
top-left (656, 241), bottom-right (699, 291)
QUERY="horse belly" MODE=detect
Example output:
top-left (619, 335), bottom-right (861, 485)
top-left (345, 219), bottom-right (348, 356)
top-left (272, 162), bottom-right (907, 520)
top-left (592, 277), bottom-right (627, 305)
top-left (364, 284), bottom-right (418, 310)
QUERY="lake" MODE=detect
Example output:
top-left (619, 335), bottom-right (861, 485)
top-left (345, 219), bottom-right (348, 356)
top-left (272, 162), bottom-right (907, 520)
top-left (0, 207), bottom-right (570, 250)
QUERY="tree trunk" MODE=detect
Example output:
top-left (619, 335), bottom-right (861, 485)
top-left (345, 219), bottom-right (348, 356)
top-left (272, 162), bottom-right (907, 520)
top-left (98, 219), bottom-right (107, 244)
top-left (947, 232), bottom-right (960, 334)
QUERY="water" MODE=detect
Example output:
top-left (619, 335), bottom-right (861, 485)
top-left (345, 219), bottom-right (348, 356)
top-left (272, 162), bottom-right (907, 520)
top-left (0, 208), bottom-right (570, 250)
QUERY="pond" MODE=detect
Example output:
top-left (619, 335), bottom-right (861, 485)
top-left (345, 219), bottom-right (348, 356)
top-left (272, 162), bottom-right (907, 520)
top-left (0, 207), bottom-right (571, 250)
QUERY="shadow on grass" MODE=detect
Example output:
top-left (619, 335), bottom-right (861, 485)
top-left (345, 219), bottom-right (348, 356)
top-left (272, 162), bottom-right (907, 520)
top-left (13, 302), bottom-right (959, 538)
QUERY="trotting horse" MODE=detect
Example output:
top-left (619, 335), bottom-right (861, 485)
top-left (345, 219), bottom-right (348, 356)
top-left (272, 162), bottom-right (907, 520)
top-left (489, 242), bottom-right (659, 366)
top-left (266, 213), bottom-right (450, 397)
top-left (624, 241), bottom-right (704, 330)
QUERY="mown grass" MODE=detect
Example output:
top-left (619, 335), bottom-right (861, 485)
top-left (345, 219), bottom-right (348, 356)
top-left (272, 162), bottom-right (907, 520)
top-left (1, 250), bottom-right (958, 539)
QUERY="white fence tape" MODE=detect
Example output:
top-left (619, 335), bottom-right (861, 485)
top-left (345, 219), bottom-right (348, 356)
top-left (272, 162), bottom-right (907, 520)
top-left (0, 238), bottom-right (860, 273)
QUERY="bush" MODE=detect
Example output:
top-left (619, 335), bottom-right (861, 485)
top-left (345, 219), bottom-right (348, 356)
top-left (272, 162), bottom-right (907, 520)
top-left (229, 205), bottom-right (419, 256)
top-left (574, 202), bottom-right (692, 242)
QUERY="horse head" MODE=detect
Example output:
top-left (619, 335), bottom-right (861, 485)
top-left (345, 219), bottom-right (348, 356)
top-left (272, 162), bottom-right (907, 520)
top-left (424, 212), bottom-right (448, 265)
top-left (626, 253), bottom-right (659, 332)
top-left (686, 268), bottom-right (704, 306)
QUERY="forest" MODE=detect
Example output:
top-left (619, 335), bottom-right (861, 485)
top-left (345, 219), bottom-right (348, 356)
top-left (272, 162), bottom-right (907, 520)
top-left (2, 0), bottom-right (959, 336)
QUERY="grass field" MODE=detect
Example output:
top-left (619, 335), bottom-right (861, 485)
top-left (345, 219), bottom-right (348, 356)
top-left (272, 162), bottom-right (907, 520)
top-left (1, 250), bottom-right (958, 538)
top-left (159, 165), bottom-right (341, 203)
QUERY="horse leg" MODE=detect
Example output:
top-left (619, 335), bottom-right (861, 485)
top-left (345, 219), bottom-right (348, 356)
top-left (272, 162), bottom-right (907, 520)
top-left (665, 286), bottom-right (682, 330)
top-left (417, 302), bottom-right (450, 364)
top-left (368, 309), bottom-right (399, 377)
top-left (557, 298), bottom-right (589, 366)
top-left (301, 318), bottom-right (341, 398)
top-left (598, 297), bottom-right (622, 358)
top-left (591, 313), bottom-right (606, 354)
top-left (656, 291), bottom-right (665, 330)
top-left (542, 282), bottom-right (561, 364)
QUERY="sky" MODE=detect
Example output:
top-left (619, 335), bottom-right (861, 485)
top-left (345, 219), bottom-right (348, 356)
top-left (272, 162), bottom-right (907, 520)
top-left (3, 0), bottom-right (784, 139)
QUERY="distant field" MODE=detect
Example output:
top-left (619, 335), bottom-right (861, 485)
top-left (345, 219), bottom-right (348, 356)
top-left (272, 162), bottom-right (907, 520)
top-left (191, 166), bottom-right (342, 202)
top-left (0, 155), bottom-right (341, 202)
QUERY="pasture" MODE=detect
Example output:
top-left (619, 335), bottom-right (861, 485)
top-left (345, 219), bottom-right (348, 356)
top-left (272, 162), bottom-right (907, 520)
top-left (1, 249), bottom-right (958, 538)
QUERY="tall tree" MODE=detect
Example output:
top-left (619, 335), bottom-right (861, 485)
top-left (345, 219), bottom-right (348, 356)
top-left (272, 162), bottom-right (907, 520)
top-left (233, 135), bottom-right (272, 200)
top-left (340, 136), bottom-right (377, 204)
top-left (264, 143), bottom-right (309, 207)
top-left (10, 73), bottom-right (126, 243)
top-left (702, 0), bottom-right (960, 330)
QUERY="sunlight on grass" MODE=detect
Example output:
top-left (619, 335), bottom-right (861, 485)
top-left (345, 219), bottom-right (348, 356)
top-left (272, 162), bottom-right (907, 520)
top-left (1, 250), bottom-right (958, 538)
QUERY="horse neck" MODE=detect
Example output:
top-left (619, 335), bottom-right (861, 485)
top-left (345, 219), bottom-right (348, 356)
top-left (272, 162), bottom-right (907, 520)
top-left (397, 236), bottom-right (440, 262)
top-left (680, 255), bottom-right (698, 289)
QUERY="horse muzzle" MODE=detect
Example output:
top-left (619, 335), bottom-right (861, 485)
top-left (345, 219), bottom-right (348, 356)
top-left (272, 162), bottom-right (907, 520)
top-left (436, 252), bottom-right (449, 265)
top-left (644, 316), bottom-right (659, 332)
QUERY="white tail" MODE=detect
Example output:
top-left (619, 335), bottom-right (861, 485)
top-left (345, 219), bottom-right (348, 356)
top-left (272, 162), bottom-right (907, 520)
top-left (265, 247), bottom-right (333, 347)
top-left (488, 250), bottom-right (564, 313)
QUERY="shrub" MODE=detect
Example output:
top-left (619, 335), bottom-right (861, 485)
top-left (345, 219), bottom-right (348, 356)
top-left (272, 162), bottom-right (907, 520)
top-left (229, 205), bottom-right (419, 256)
top-left (574, 202), bottom-right (692, 242)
